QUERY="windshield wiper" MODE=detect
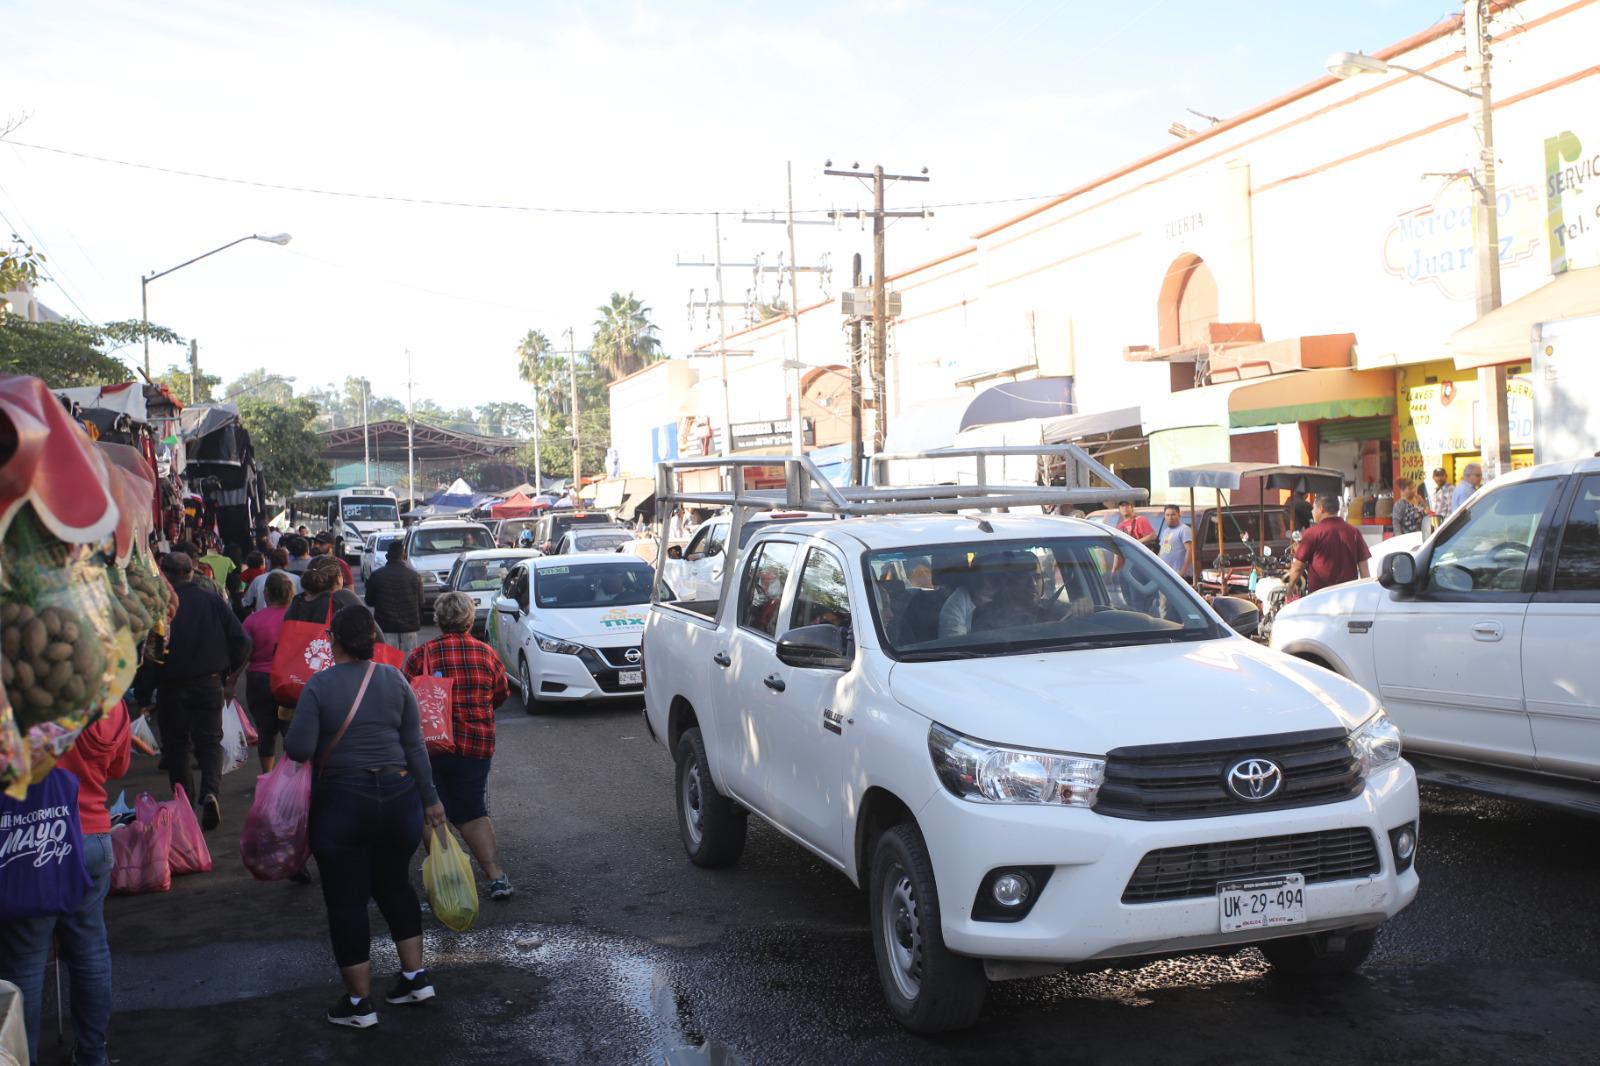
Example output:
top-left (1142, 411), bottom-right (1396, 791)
top-left (895, 647), bottom-right (990, 662)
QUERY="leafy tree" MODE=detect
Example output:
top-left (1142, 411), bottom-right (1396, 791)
top-left (239, 396), bottom-right (330, 494)
top-left (155, 364), bottom-right (221, 404)
top-left (516, 329), bottom-right (551, 391)
top-left (0, 235), bottom-right (44, 294)
top-left (224, 368), bottom-right (296, 406)
top-left (476, 401), bottom-right (538, 438)
top-left (0, 317), bottom-right (181, 388)
top-left (592, 292), bottom-right (661, 381)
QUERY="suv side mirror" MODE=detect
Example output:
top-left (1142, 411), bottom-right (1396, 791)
top-left (776, 624), bottom-right (852, 671)
top-left (1379, 552), bottom-right (1419, 591)
top-left (1211, 595), bottom-right (1260, 637)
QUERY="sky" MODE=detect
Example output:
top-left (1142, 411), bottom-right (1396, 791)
top-left (1, 0), bottom-right (1449, 414)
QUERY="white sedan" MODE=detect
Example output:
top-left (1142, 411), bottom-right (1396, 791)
top-left (488, 553), bottom-right (655, 712)
top-left (445, 548), bottom-right (542, 635)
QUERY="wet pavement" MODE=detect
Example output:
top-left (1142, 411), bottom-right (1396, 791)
top-left (86, 692), bottom-right (1600, 1065)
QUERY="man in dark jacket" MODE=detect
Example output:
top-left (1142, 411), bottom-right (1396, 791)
top-left (365, 539), bottom-right (423, 653)
top-left (134, 551), bottom-right (251, 829)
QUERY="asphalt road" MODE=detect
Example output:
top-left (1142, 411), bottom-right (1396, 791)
top-left (82, 684), bottom-right (1600, 1066)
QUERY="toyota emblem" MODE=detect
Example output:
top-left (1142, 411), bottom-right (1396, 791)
top-left (624, 648), bottom-right (642, 664)
top-left (1226, 758), bottom-right (1283, 801)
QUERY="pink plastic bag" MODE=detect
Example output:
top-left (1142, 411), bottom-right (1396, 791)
top-left (111, 806), bottom-right (173, 895)
top-left (233, 699), bottom-right (259, 745)
top-left (136, 785), bottom-right (212, 876)
top-left (239, 758), bottom-right (311, 881)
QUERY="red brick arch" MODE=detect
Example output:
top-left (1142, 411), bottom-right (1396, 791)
top-left (1156, 253), bottom-right (1218, 350)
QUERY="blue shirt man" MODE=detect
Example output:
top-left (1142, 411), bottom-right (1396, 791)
top-left (1451, 463), bottom-right (1484, 513)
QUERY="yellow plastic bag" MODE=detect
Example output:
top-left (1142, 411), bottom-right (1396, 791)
top-left (422, 827), bottom-right (479, 932)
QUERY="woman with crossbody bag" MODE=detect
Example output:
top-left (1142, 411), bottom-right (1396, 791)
top-left (283, 604), bottom-right (447, 1030)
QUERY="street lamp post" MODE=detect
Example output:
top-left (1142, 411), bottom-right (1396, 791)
top-left (1326, 0), bottom-right (1511, 477)
top-left (140, 232), bottom-right (292, 379)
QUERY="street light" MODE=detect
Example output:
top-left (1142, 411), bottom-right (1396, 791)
top-left (140, 232), bottom-right (293, 378)
top-left (1324, 1), bottom-right (1511, 476)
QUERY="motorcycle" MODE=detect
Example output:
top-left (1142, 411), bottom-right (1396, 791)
top-left (1201, 532), bottom-right (1303, 644)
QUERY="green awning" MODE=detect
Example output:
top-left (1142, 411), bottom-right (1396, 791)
top-left (1231, 395), bottom-right (1394, 429)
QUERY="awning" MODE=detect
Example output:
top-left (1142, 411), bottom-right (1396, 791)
top-left (959, 376), bottom-right (1074, 431)
top-left (616, 478), bottom-right (656, 522)
top-left (1143, 369), bottom-right (1394, 435)
top-left (1452, 266), bottom-right (1600, 369)
top-left (594, 478), bottom-right (627, 510)
top-left (1168, 462), bottom-right (1343, 495)
top-left (1042, 405), bottom-right (1141, 442)
top-left (54, 382), bottom-right (147, 422)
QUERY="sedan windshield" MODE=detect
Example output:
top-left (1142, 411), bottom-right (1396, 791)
top-left (534, 562), bottom-right (653, 609)
top-left (413, 527), bottom-right (493, 555)
top-left (456, 558), bottom-right (520, 591)
top-left (864, 536), bottom-right (1221, 661)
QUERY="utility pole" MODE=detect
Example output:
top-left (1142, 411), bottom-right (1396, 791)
top-left (1468, 0), bottom-right (1511, 478)
top-left (824, 162), bottom-right (931, 454)
top-left (565, 326), bottom-right (580, 489)
top-left (530, 372), bottom-right (543, 490)
top-left (849, 252), bottom-right (864, 484)
top-left (361, 378), bottom-right (371, 485)
top-left (187, 339), bottom-right (199, 404)
top-left (677, 215), bottom-right (744, 454)
top-left (405, 350), bottom-right (416, 509)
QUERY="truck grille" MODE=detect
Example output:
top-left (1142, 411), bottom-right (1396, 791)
top-left (1096, 728), bottom-right (1363, 820)
top-left (1121, 827), bottom-right (1381, 904)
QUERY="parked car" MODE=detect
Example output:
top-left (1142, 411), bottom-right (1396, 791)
top-left (553, 526), bottom-right (633, 555)
top-left (402, 517), bottom-right (496, 615)
top-left (527, 510), bottom-right (615, 554)
top-left (489, 553), bottom-right (655, 712)
top-left (359, 529), bottom-right (406, 584)
top-left (1271, 457), bottom-right (1600, 814)
top-left (645, 499), bottom-right (1420, 1032)
top-left (661, 511), bottom-right (827, 604)
top-left (444, 548), bottom-right (541, 636)
top-left (490, 516), bottom-right (543, 548)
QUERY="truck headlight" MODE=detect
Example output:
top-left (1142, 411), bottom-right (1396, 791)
top-left (929, 724), bottom-right (1104, 807)
top-left (534, 632), bottom-right (585, 656)
top-left (1352, 710), bottom-right (1402, 774)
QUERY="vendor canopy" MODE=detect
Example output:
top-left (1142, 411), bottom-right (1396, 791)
top-left (1452, 265), bottom-right (1600, 369)
top-left (1168, 462), bottom-right (1343, 496)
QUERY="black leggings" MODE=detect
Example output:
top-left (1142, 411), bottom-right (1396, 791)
top-left (309, 770), bottom-right (424, 968)
top-left (244, 672), bottom-right (288, 759)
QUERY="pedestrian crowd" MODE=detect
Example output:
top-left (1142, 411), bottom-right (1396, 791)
top-left (0, 517), bottom-right (516, 1057)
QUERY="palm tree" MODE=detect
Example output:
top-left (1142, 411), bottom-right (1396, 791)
top-left (516, 329), bottom-right (550, 387)
top-left (592, 292), bottom-right (661, 381)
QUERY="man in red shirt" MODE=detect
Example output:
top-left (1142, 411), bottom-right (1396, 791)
top-left (1286, 493), bottom-right (1371, 593)
top-left (1115, 500), bottom-right (1157, 548)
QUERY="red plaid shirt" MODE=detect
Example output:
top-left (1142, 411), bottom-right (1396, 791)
top-left (404, 632), bottom-right (508, 759)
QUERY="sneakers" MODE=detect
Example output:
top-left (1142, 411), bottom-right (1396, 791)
top-left (200, 793), bottom-right (221, 831)
top-left (326, 995), bottom-right (377, 1029)
top-left (488, 877), bottom-right (515, 901)
top-left (384, 970), bottom-right (436, 1005)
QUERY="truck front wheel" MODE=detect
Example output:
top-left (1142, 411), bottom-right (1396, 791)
top-left (675, 727), bottom-right (746, 867)
top-left (869, 823), bottom-right (987, 1032)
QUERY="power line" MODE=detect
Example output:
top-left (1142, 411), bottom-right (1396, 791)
top-left (0, 188), bottom-right (98, 323)
top-left (0, 137), bottom-right (1066, 217)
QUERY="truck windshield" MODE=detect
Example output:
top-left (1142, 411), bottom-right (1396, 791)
top-left (534, 563), bottom-right (653, 608)
top-left (863, 536), bottom-right (1221, 661)
top-left (413, 527), bottom-right (493, 554)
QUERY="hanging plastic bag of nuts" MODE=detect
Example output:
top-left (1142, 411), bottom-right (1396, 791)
top-left (0, 507), bottom-right (137, 740)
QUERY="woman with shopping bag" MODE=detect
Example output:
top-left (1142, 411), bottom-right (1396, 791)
top-left (283, 604), bottom-right (447, 1030)
top-left (403, 591), bottom-right (513, 901)
top-left (244, 571), bottom-right (295, 771)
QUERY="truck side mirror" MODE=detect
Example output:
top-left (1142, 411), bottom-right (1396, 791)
top-left (776, 624), bottom-right (852, 671)
top-left (494, 595), bottom-right (519, 617)
top-left (1211, 595), bottom-right (1260, 637)
top-left (1379, 552), bottom-right (1418, 591)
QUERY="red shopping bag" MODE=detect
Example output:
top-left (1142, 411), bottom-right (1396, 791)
top-left (112, 806), bottom-right (173, 895)
top-left (373, 642), bottom-right (405, 670)
top-left (270, 600), bottom-right (335, 706)
top-left (137, 785), bottom-right (212, 876)
top-left (410, 643), bottom-right (455, 754)
top-left (240, 758), bottom-right (312, 881)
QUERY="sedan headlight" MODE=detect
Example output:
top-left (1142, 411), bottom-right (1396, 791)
top-left (534, 631), bottom-right (586, 656)
top-left (1352, 710), bottom-right (1403, 774)
top-left (929, 724), bottom-right (1104, 807)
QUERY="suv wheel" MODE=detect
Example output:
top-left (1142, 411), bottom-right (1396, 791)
top-left (869, 823), bottom-right (986, 1032)
top-left (1260, 926), bottom-right (1377, 978)
top-left (674, 727), bottom-right (745, 867)
top-left (519, 656), bottom-right (545, 716)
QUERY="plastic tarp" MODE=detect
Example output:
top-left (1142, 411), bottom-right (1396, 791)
top-left (489, 492), bottom-right (547, 519)
top-left (53, 382), bottom-right (147, 422)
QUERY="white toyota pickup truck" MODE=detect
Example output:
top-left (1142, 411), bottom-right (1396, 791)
top-left (642, 460), bottom-right (1420, 1032)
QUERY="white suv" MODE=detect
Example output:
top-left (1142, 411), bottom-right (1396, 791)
top-left (402, 518), bottom-right (495, 615)
top-left (645, 507), bottom-right (1420, 1031)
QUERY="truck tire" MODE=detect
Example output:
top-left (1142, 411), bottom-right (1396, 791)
top-left (869, 823), bottom-right (987, 1032)
top-left (1260, 926), bottom-right (1377, 978)
top-left (675, 727), bottom-right (746, 867)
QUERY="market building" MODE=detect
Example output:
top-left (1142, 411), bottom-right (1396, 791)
top-left (615, 0), bottom-right (1600, 518)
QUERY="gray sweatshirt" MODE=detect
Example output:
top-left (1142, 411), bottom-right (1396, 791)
top-left (284, 660), bottom-right (438, 806)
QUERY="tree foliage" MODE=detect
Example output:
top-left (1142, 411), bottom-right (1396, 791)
top-left (0, 235), bottom-right (44, 294)
top-left (0, 317), bottom-right (180, 388)
top-left (239, 396), bottom-right (330, 494)
top-left (154, 363), bottom-right (221, 404)
top-left (592, 292), bottom-right (661, 381)
top-left (224, 368), bottom-right (296, 406)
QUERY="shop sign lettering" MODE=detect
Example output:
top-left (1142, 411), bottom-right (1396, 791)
top-left (1383, 182), bottom-right (1542, 300)
top-left (1545, 130), bottom-right (1600, 274)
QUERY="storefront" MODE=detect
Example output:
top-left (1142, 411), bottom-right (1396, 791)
top-left (1396, 359), bottom-right (1536, 484)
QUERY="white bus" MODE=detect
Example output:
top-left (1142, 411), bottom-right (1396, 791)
top-left (284, 487), bottom-right (401, 565)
